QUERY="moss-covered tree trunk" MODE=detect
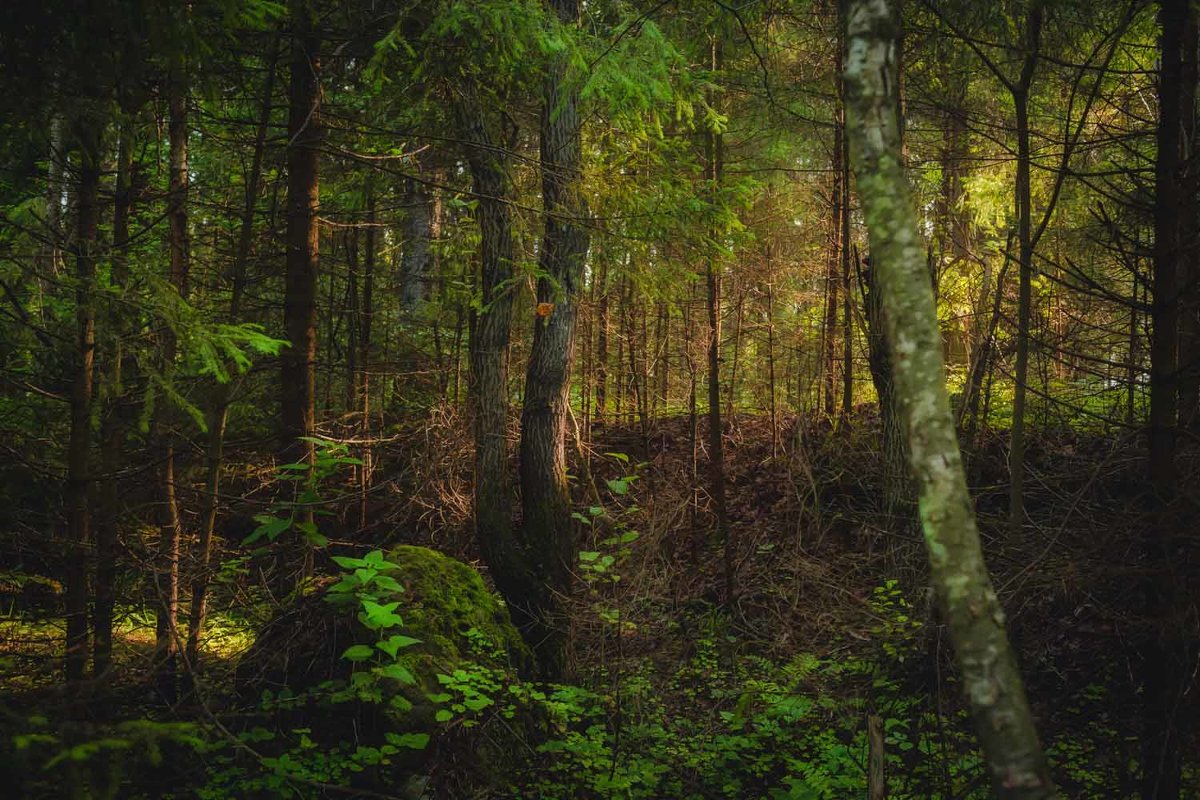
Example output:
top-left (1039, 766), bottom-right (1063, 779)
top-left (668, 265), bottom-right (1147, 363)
top-left (842, 2), bottom-right (1054, 797)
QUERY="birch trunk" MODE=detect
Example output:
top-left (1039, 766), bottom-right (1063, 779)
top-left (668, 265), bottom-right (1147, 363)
top-left (843, 2), bottom-right (1054, 796)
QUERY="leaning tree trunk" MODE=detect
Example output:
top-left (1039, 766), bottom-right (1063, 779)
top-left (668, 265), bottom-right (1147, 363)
top-left (843, 3), bottom-right (1055, 797)
top-left (518, 0), bottom-right (591, 677)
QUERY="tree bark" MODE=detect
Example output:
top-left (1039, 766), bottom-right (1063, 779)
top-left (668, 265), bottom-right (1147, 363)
top-left (400, 155), bottom-right (440, 311)
top-left (93, 112), bottom-right (134, 681)
top-left (1009, 2), bottom-right (1044, 534)
top-left (843, 3), bottom-right (1054, 796)
top-left (704, 32), bottom-right (734, 601)
top-left (154, 52), bottom-right (190, 705)
top-left (456, 87), bottom-right (536, 668)
top-left (1177, 6), bottom-right (1199, 431)
top-left (278, 0), bottom-right (321, 593)
top-left (1142, 3), bottom-right (1192, 796)
top-left (518, 0), bottom-right (590, 676)
top-left (184, 39), bottom-right (277, 694)
top-left (281, 0), bottom-right (320, 466)
top-left (859, 253), bottom-right (909, 521)
top-left (64, 116), bottom-right (102, 687)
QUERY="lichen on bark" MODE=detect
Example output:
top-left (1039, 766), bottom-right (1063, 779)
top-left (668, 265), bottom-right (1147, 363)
top-left (842, 1), bottom-right (1056, 797)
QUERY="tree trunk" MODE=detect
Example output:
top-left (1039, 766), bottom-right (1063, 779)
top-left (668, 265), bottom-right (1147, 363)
top-left (844, 3), bottom-right (1054, 797)
top-left (859, 253), bottom-right (909, 522)
top-left (1177, 8), bottom-right (1199, 431)
top-left (595, 256), bottom-right (609, 422)
top-left (279, 0), bottom-right (321, 592)
top-left (838, 61), bottom-right (854, 421)
top-left (400, 154), bottom-right (434, 310)
top-left (1008, 3), bottom-right (1043, 534)
top-left (358, 181), bottom-right (376, 531)
top-left (184, 40), bottom-right (277, 694)
top-left (518, 0), bottom-right (590, 676)
top-left (457, 89), bottom-right (533, 666)
top-left (94, 112), bottom-right (134, 681)
top-left (705, 33), bottom-right (733, 602)
top-left (64, 117), bottom-right (102, 687)
top-left (154, 53), bottom-right (190, 705)
top-left (1142, 3), bottom-right (1191, 796)
top-left (282, 0), bottom-right (320, 465)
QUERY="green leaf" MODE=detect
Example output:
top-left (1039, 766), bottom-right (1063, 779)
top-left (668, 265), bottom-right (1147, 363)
top-left (606, 478), bottom-right (629, 496)
top-left (434, 709), bottom-right (454, 723)
top-left (342, 645), bottom-right (375, 662)
top-left (376, 662), bottom-right (416, 685)
top-left (377, 634), bottom-right (422, 659)
top-left (244, 514), bottom-right (291, 544)
top-left (360, 600), bottom-right (404, 631)
top-left (387, 732), bottom-right (429, 750)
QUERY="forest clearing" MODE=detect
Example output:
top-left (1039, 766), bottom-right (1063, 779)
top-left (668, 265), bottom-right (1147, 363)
top-left (0, 0), bottom-right (1197, 798)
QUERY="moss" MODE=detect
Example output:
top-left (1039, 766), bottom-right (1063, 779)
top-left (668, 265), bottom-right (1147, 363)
top-left (236, 545), bottom-right (528, 697)
top-left (386, 545), bottom-right (528, 672)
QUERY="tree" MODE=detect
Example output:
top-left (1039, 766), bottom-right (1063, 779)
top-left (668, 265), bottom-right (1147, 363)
top-left (282, 0), bottom-right (321, 466)
top-left (152, 26), bottom-right (191, 704)
top-left (279, 0), bottom-right (322, 590)
top-left (517, 0), bottom-right (591, 676)
top-left (1142, 3), bottom-right (1194, 795)
top-left (843, 1), bottom-right (1054, 796)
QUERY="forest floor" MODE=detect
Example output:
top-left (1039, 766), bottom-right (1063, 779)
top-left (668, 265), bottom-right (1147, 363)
top-left (1, 408), bottom-right (1197, 798)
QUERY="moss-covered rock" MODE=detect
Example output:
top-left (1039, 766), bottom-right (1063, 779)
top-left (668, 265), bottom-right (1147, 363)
top-left (237, 545), bottom-right (527, 696)
top-left (232, 545), bottom-right (529, 795)
top-left (384, 544), bottom-right (528, 672)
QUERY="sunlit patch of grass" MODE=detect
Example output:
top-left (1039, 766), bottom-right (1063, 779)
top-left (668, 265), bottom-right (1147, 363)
top-left (0, 606), bottom-right (258, 694)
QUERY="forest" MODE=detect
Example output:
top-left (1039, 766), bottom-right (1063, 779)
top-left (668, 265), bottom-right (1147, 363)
top-left (0, 0), bottom-right (1197, 797)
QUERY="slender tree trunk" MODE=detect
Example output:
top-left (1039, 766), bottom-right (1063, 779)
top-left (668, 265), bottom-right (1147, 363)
top-left (518, 0), bottom-right (590, 676)
top-left (961, 232), bottom-right (1015, 438)
top-left (726, 290), bottom-right (744, 421)
top-left (64, 118), bottom-right (102, 687)
top-left (1177, 9), bottom-right (1199, 431)
top-left (154, 53), bottom-right (190, 704)
top-left (595, 256), bottom-right (609, 422)
top-left (838, 60), bottom-right (854, 421)
top-left (94, 113), bottom-right (134, 681)
top-left (823, 159), bottom-right (841, 419)
top-left (766, 265), bottom-right (780, 458)
top-left (1009, 3), bottom-right (1044, 534)
top-left (844, 4), bottom-right (1054, 797)
top-left (358, 182), bottom-right (376, 531)
top-left (44, 112), bottom-right (66, 279)
top-left (1142, 3), bottom-right (1191, 796)
top-left (704, 33), bottom-right (733, 601)
top-left (184, 41), bottom-right (277, 693)
top-left (860, 253), bottom-right (909, 521)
